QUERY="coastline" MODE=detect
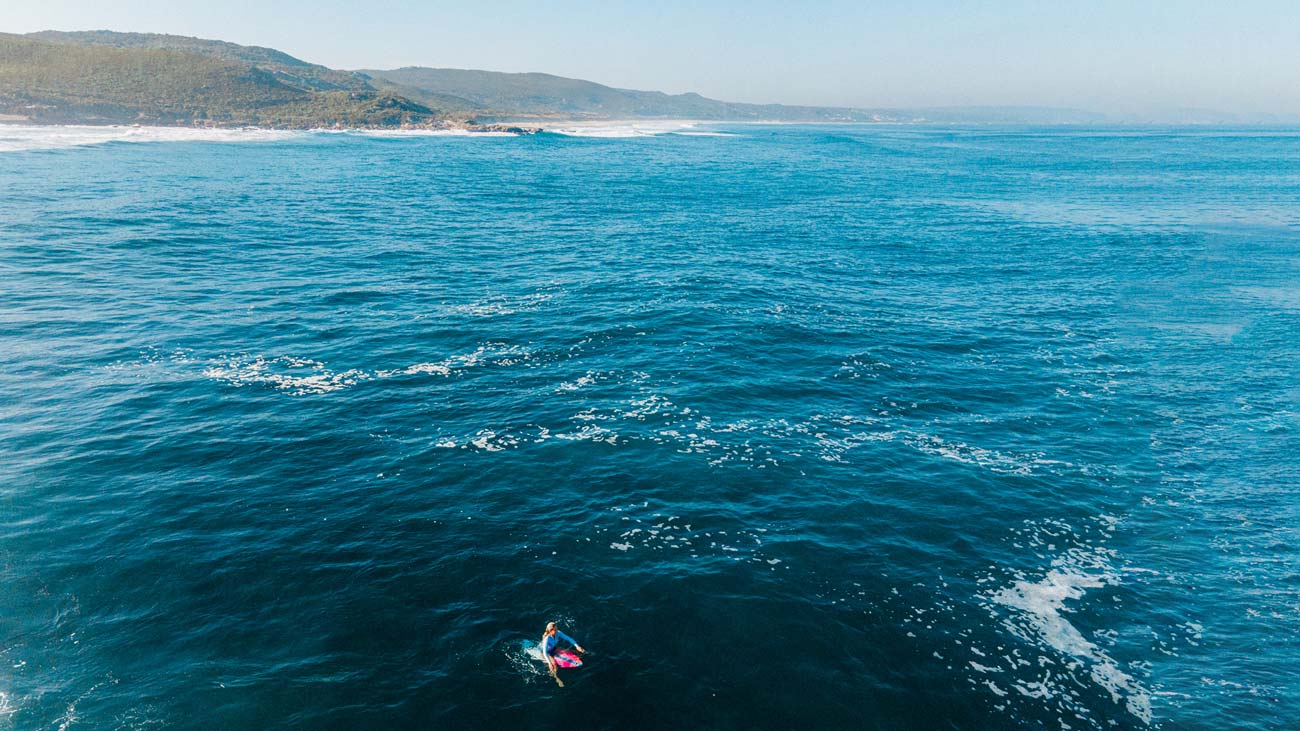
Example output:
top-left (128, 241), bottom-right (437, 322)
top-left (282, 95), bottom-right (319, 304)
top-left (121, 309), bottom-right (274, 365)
top-left (0, 119), bottom-right (726, 150)
top-left (0, 123), bottom-right (533, 153)
top-left (526, 119), bottom-right (714, 137)
top-left (0, 117), bottom-right (541, 135)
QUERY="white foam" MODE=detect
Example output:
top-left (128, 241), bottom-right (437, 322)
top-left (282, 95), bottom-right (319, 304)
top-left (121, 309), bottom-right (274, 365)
top-left (468, 429), bottom-right (518, 452)
top-left (0, 690), bottom-right (14, 726)
top-left (345, 128), bottom-right (516, 138)
top-left (994, 569), bottom-right (1107, 657)
top-left (556, 373), bottom-right (600, 392)
top-left (391, 362), bottom-right (453, 377)
top-left (989, 549), bottom-right (1154, 724)
top-left (440, 293), bottom-right (553, 317)
top-left (0, 124), bottom-right (301, 153)
top-left (904, 433), bottom-right (1041, 475)
top-left (202, 356), bottom-right (369, 396)
top-left (198, 342), bottom-right (531, 396)
top-left (556, 368), bottom-right (648, 395)
top-left (443, 302), bottom-right (515, 317)
top-left (373, 344), bottom-right (532, 380)
top-left (505, 641), bottom-right (549, 682)
top-left (553, 425), bottom-right (619, 445)
top-left (0, 123), bottom-right (534, 153)
top-left (543, 120), bottom-right (706, 138)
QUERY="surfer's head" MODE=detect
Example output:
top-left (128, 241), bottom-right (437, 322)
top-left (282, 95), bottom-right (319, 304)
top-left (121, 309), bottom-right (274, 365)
top-left (545, 622), bottom-right (557, 634)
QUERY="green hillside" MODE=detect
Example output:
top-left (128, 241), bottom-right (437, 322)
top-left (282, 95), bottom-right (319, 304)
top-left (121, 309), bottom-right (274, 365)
top-left (28, 30), bottom-right (370, 92)
top-left (359, 67), bottom-right (882, 121)
top-left (0, 33), bottom-right (447, 127)
top-left (0, 29), bottom-right (1115, 128)
top-left (3, 29), bottom-right (882, 126)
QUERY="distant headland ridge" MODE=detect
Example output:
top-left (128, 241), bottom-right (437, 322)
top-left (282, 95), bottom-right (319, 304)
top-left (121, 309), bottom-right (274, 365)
top-left (1, 29), bottom-right (1143, 131)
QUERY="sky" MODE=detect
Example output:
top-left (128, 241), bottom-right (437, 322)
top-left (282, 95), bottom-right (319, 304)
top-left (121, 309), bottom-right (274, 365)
top-left (6, 1), bottom-right (1300, 118)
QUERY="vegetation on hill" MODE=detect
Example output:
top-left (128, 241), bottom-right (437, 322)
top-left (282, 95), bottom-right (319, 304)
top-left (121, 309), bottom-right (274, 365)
top-left (359, 67), bottom-right (885, 122)
top-left (2, 29), bottom-right (888, 127)
top-left (28, 30), bottom-right (371, 92)
top-left (3, 29), bottom-right (902, 127)
top-left (0, 29), bottom-right (1121, 128)
top-left (0, 33), bottom-right (450, 127)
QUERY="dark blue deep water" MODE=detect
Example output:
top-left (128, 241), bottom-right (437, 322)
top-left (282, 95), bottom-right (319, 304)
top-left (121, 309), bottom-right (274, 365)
top-left (2, 125), bottom-right (1299, 730)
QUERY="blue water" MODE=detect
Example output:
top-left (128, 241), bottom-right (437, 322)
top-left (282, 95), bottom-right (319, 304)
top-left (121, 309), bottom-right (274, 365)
top-left (2, 124), bottom-right (1298, 730)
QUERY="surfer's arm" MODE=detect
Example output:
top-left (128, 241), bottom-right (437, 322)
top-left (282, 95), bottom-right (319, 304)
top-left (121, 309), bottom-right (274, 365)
top-left (558, 631), bottom-right (585, 653)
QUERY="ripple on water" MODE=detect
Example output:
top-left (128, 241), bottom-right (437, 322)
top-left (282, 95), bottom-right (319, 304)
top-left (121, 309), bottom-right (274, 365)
top-left (5, 126), bottom-right (1299, 730)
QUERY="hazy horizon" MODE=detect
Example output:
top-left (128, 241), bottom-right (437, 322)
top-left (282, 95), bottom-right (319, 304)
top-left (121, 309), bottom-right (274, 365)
top-left (7, 1), bottom-right (1300, 121)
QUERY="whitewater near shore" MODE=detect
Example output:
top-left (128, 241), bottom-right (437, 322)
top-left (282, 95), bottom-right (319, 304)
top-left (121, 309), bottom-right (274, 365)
top-left (0, 120), bottom-right (741, 152)
top-left (526, 119), bottom-right (733, 137)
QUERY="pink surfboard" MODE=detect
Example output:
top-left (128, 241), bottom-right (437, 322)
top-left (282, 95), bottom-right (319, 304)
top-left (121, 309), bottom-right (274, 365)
top-left (550, 650), bottom-right (583, 668)
top-left (525, 641), bottom-right (584, 668)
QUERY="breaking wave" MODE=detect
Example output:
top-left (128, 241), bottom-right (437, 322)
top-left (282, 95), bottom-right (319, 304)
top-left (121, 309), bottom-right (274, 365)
top-left (0, 124), bottom-right (302, 153)
top-left (542, 120), bottom-right (715, 138)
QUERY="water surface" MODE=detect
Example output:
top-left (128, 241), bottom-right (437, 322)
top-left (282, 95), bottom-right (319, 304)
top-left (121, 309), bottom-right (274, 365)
top-left (2, 124), bottom-right (1298, 730)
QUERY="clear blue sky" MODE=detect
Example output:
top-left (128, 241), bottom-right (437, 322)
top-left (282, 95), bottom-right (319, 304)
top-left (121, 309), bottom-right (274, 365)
top-left (7, 1), bottom-right (1300, 117)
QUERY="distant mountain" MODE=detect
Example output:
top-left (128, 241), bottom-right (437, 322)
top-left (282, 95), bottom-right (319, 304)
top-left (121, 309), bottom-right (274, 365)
top-left (1, 29), bottom-right (1133, 129)
top-left (357, 67), bottom-right (895, 122)
top-left (0, 32), bottom-right (460, 127)
top-left (27, 30), bottom-right (370, 92)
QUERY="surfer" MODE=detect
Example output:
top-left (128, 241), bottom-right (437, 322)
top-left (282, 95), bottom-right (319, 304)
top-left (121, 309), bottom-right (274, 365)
top-left (541, 621), bottom-right (585, 686)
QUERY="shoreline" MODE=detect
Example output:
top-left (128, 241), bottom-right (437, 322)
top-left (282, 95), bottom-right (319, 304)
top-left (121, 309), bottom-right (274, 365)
top-left (0, 124), bottom-right (530, 153)
top-left (0, 118), bottom-right (542, 135)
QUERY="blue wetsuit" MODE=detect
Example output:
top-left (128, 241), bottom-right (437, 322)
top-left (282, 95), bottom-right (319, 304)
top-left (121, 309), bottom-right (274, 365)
top-left (542, 630), bottom-right (578, 657)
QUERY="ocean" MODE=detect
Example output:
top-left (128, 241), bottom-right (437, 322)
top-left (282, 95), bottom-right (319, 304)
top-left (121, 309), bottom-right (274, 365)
top-left (2, 123), bottom-right (1297, 730)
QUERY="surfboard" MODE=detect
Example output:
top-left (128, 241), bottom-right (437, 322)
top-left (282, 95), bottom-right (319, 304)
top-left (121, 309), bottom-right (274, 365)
top-left (523, 640), bottom-right (583, 668)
